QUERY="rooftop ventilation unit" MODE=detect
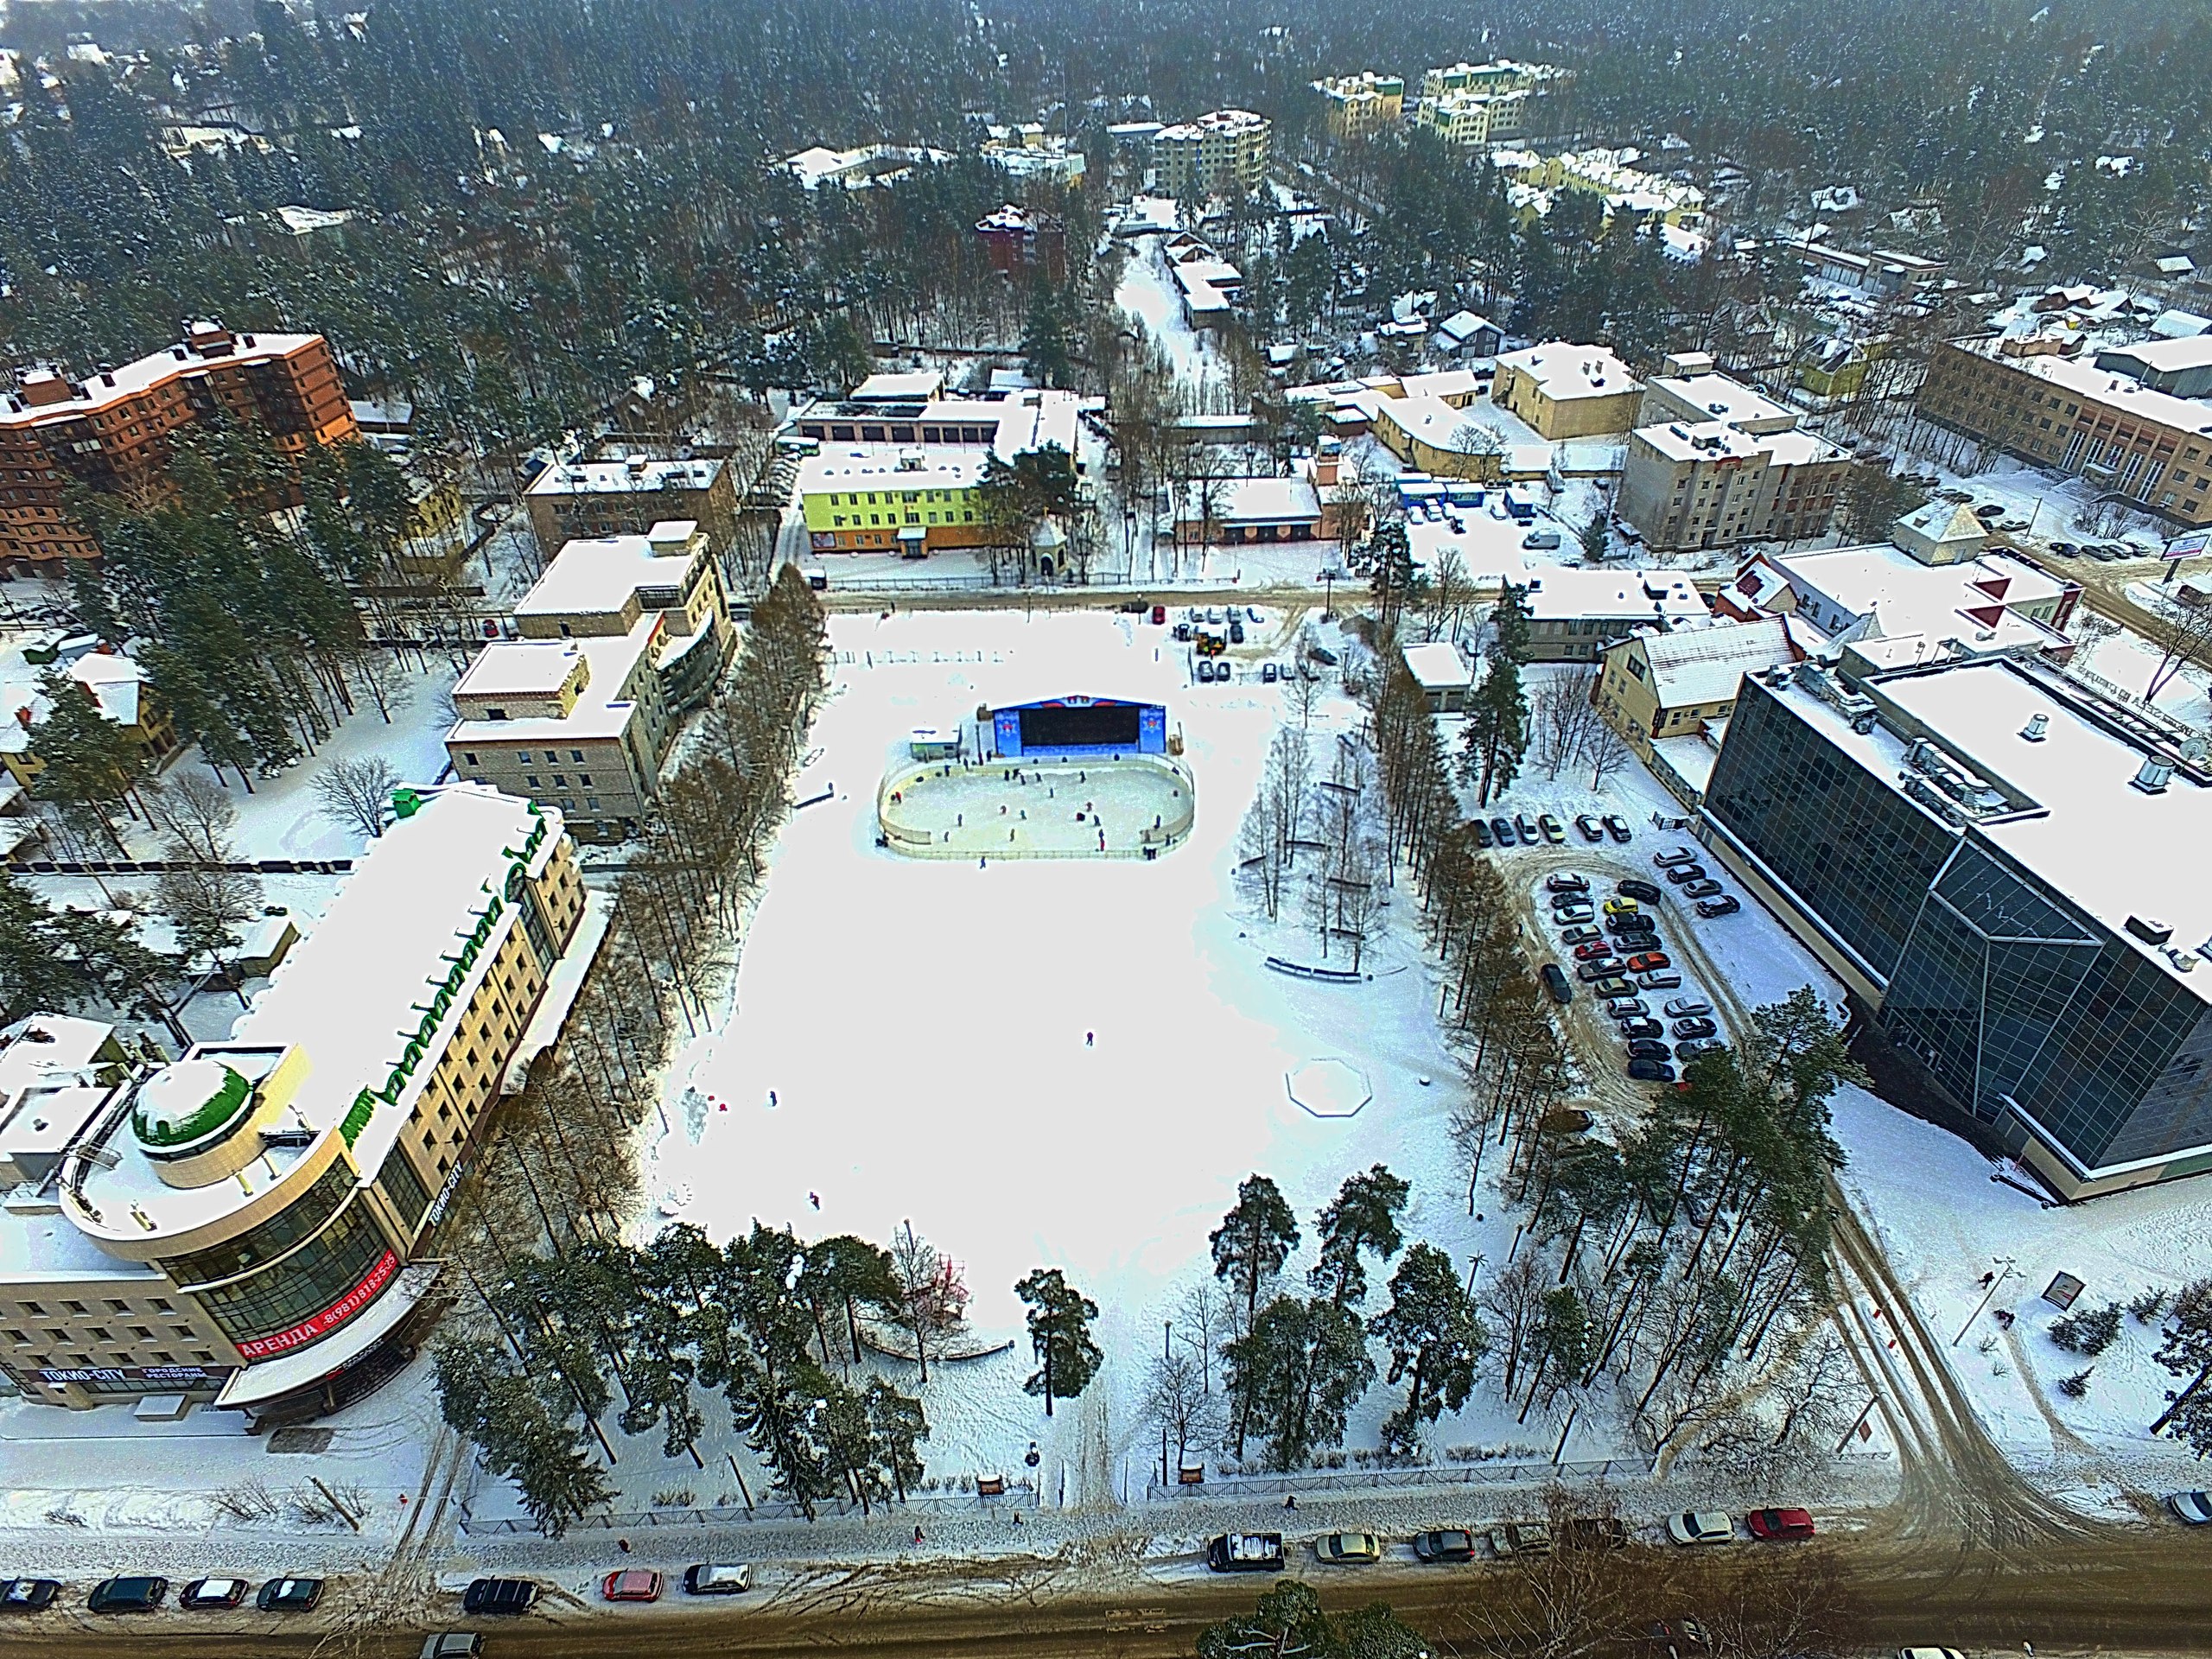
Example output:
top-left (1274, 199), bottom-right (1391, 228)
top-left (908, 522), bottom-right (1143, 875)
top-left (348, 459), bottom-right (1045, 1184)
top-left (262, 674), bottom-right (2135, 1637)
top-left (2126, 914), bottom-right (2175, 945)
top-left (2131, 754), bottom-right (2174, 795)
top-left (2020, 713), bottom-right (2049, 742)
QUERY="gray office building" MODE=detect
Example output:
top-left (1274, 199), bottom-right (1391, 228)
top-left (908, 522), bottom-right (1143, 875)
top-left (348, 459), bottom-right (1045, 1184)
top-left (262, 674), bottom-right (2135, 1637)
top-left (1702, 655), bottom-right (2212, 1198)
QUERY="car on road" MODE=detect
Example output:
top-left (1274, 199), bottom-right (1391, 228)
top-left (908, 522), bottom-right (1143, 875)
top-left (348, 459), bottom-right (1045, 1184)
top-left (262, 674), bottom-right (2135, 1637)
top-left (463, 1579), bottom-right (540, 1616)
top-left (1673, 1016), bottom-right (1719, 1039)
top-left (1603, 814), bottom-right (1632, 842)
top-left (1491, 817), bottom-right (1516, 846)
top-left (1546, 872), bottom-right (1589, 894)
top-left (1605, 996), bottom-right (1648, 1019)
top-left (1668, 1510), bottom-right (1733, 1547)
top-left (1591, 976), bottom-right (1636, 999)
top-left (0, 1580), bottom-right (59, 1613)
top-left (1663, 863), bottom-right (1706, 885)
top-left (1676, 1039), bottom-right (1722, 1062)
top-left (1208, 1533), bottom-right (1286, 1572)
top-left (683, 1564), bottom-right (753, 1595)
top-left (1616, 878), bottom-right (1663, 903)
top-left (1695, 896), bottom-right (1741, 917)
top-left (1317, 1532), bottom-right (1383, 1565)
top-left (1682, 879), bottom-right (1724, 899)
top-left (1574, 813), bottom-right (1605, 842)
top-left (88, 1578), bottom-right (168, 1614)
top-left (1624, 950), bottom-right (1669, 974)
top-left (258, 1579), bottom-right (323, 1613)
top-left (1560, 924), bottom-right (1601, 944)
top-left (1626, 1039), bottom-right (1672, 1061)
top-left (1654, 847), bottom-right (1697, 867)
top-left (1470, 818), bottom-right (1493, 849)
top-left (1538, 813), bottom-right (1567, 844)
top-left (1620, 1017), bottom-right (1664, 1039)
top-left (1515, 814), bottom-right (1541, 845)
top-left (1413, 1529), bottom-right (1477, 1562)
top-left (2166, 1491), bottom-right (2212, 1525)
top-left (603, 1569), bottom-right (664, 1603)
top-left (421, 1637), bottom-right (485, 1659)
top-left (1665, 998), bottom-right (1713, 1018)
top-left (181, 1578), bottom-right (249, 1611)
top-left (1627, 1057), bottom-right (1677, 1083)
top-left (1745, 1507), bottom-right (1815, 1541)
top-left (1897, 1649), bottom-right (1966, 1659)
top-left (1541, 963), bottom-right (1573, 1005)
top-left (1636, 969), bottom-right (1682, 991)
top-left (1491, 1522), bottom-right (1552, 1557)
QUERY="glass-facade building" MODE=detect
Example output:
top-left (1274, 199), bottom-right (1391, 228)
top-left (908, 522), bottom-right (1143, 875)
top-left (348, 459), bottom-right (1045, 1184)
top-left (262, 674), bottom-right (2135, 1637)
top-left (1705, 671), bottom-right (2212, 1195)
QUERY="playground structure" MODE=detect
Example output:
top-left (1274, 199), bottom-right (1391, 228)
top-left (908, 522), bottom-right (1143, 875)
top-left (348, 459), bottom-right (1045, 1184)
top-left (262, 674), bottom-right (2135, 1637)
top-left (879, 752), bottom-right (1194, 860)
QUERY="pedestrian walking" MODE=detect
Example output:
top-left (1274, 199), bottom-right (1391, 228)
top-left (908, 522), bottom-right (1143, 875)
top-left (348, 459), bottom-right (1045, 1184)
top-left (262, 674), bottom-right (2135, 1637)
top-left (913, 1525), bottom-right (925, 1545)
top-left (809, 1191), bottom-right (820, 1209)
top-left (1086, 1031), bottom-right (1094, 1047)
top-left (618, 1536), bottom-right (632, 1552)
top-left (1283, 1494), bottom-right (1297, 1511)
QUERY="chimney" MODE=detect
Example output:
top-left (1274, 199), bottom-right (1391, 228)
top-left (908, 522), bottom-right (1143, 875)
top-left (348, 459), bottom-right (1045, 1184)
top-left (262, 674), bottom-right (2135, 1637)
top-left (1313, 453), bottom-right (1339, 486)
top-left (2132, 754), bottom-right (2174, 795)
top-left (13, 707), bottom-right (31, 729)
top-left (2019, 713), bottom-right (2049, 742)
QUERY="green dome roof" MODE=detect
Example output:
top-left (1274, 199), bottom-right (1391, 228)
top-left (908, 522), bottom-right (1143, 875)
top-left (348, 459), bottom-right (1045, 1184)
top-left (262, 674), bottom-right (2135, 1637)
top-left (132, 1058), bottom-right (253, 1150)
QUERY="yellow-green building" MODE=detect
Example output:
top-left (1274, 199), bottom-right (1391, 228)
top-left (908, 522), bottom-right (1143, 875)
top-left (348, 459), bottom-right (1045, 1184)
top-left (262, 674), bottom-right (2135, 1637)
top-left (799, 453), bottom-right (993, 555)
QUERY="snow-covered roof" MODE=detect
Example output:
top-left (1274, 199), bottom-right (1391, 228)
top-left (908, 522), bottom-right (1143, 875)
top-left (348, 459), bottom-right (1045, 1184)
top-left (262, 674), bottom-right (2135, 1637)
top-left (449, 624), bottom-right (658, 743)
top-left (1177, 476), bottom-right (1321, 525)
top-left (1497, 342), bottom-right (1641, 401)
top-left (524, 456), bottom-right (723, 498)
top-left (850, 370), bottom-right (947, 404)
top-left (1775, 544), bottom-right (2066, 661)
top-left (1637, 618), bottom-right (1796, 706)
top-left (1, 328), bottom-right (327, 429)
top-left (515, 523), bottom-right (705, 621)
top-left (0, 643), bottom-right (151, 754)
top-left (1643, 371), bottom-right (1798, 435)
top-left (1402, 642), bottom-right (1472, 691)
top-left (1522, 568), bottom-right (1707, 625)
top-left (1949, 340), bottom-right (2212, 435)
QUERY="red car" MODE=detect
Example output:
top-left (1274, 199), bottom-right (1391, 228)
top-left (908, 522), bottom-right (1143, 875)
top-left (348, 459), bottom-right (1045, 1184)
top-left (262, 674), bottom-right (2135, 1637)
top-left (1745, 1507), bottom-right (1815, 1541)
top-left (1573, 941), bottom-right (1618, 962)
top-left (1624, 951), bottom-right (1671, 974)
top-left (601, 1569), bottom-right (664, 1603)
top-left (1151, 604), bottom-right (1167, 625)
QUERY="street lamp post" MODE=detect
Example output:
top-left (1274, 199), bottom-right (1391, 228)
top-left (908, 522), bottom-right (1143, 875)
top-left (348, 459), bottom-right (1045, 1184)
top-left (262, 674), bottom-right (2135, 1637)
top-left (1951, 1255), bottom-right (2018, 1347)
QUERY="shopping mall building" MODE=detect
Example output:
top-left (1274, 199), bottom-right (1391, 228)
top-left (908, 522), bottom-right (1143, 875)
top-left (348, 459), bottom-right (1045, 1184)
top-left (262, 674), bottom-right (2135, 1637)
top-left (0, 785), bottom-right (598, 1420)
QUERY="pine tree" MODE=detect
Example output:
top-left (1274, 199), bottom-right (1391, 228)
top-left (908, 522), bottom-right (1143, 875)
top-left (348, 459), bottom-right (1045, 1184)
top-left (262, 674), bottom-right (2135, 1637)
top-left (1211, 1173), bottom-right (1303, 1332)
top-left (1311, 1164), bottom-right (1410, 1310)
top-left (2152, 1278), bottom-right (2212, 1449)
top-left (1370, 1242), bottom-right (1487, 1455)
top-left (25, 666), bottom-right (144, 850)
top-left (1224, 1294), bottom-right (1376, 1471)
top-left (1014, 1266), bottom-right (1103, 1416)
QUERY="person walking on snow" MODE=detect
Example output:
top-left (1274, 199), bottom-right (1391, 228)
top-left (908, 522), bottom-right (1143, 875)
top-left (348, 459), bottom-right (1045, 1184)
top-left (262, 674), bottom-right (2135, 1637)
top-left (1086, 1031), bottom-right (1094, 1047)
top-left (810, 1192), bottom-right (820, 1210)
top-left (767, 1090), bottom-right (778, 1109)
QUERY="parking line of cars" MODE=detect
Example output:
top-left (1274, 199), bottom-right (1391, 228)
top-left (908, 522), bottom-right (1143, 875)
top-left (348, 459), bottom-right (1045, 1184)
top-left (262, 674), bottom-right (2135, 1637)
top-left (1539, 842), bottom-right (1743, 1084)
top-left (1208, 1508), bottom-right (1818, 1573)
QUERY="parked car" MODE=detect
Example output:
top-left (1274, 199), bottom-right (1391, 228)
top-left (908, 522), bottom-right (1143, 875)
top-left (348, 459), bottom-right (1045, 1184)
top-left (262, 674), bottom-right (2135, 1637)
top-left (1745, 1508), bottom-right (1815, 1541)
top-left (1491, 1522), bottom-right (1552, 1557)
top-left (1636, 970), bottom-right (1682, 991)
top-left (2050, 542), bottom-right (2078, 557)
top-left (1470, 817), bottom-right (1494, 849)
top-left (1230, 620), bottom-right (1246, 645)
top-left (1217, 663), bottom-right (1235, 683)
top-left (1538, 814), bottom-right (1567, 844)
top-left (1654, 847), bottom-right (1698, 867)
top-left (1663, 863), bottom-right (1706, 885)
top-left (1624, 951), bottom-right (1670, 974)
top-left (1574, 813), bottom-right (1605, 842)
top-left (1897, 1649), bottom-right (1965, 1659)
top-left (1578, 960), bottom-right (1625, 982)
top-left (1541, 963), bottom-right (1573, 1005)
top-left (1682, 879), bottom-right (1724, 899)
top-left (1317, 1532), bottom-right (1383, 1565)
top-left (1616, 878), bottom-right (1663, 903)
top-left (1603, 897), bottom-right (1640, 917)
top-left (1676, 1039), bottom-right (1723, 1062)
top-left (1592, 977), bottom-right (1636, 1000)
top-left (1626, 1039), bottom-right (1672, 1061)
top-left (1668, 1511), bottom-right (1733, 1546)
top-left (602, 1570), bottom-right (664, 1603)
top-left (1560, 925), bottom-right (1601, 945)
top-left (1546, 872), bottom-right (1590, 894)
top-left (1567, 1517), bottom-right (1628, 1550)
top-left (1151, 604), bottom-right (1167, 625)
top-left (1695, 896), bottom-right (1741, 917)
top-left (1673, 1016), bottom-right (1719, 1039)
top-left (420, 1637), bottom-right (485, 1659)
top-left (1573, 940), bottom-right (1618, 963)
top-left (2166, 1491), bottom-right (2212, 1526)
top-left (1261, 662), bottom-right (1279, 683)
top-left (1605, 996), bottom-right (1648, 1020)
top-left (258, 1578), bottom-right (323, 1613)
top-left (88, 1578), bottom-right (168, 1614)
top-left (1196, 658), bottom-right (1215, 683)
top-left (181, 1578), bottom-right (249, 1611)
top-left (1414, 1529), bottom-right (1477, 1562)
top-left (1554, 906), bottom-right (1596, 926)
top-left (462, 1578), bottom-right (540, 1616)
top-left (1515, 814), bottom-right (1541, 845)
top-left (1208, 1533), bottom-right (1286, 1573)
top-left (1665, 997), bottom-right (1713, 1019)
top-left (1522, 529), bottom-right (1562, 550)
top-left (1603, 814), bottom-right (1633, 843)
top-left (0, 1580), bottom-right (59, 1612)
top-left (1490, 817), bottom-right (1516, 846)
top-left (683, 1564), bottom-right (753, 1595)
top-left (1620, 1016), bottom-right (1664, 1039)
top-left (1249, 607), bottom-right (1264, 623)
top-left (1974, 503), bottom-right (2006, 521)
top-left (1627, 1058), bottom-right (1677, 1083)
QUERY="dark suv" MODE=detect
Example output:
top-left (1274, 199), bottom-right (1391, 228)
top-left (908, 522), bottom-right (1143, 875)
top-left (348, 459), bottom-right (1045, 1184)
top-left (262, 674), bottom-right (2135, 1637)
top-left (463, 1578), bottom-right (539, 1617)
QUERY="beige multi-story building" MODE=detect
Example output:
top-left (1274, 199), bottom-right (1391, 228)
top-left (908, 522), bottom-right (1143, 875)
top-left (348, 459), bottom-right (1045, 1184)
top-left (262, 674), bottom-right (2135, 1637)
top-left (1917, 338), bottom-right (2212, 527)
top-left (0, 786), bottom-right (592, 1418)
top-left (447, 520), bottom-right (734, 838)
top-left (1313, 73), bottom-right (1403, 141)
top-left (1491, 342), bottom-right (1644, 439)
top-left (1151, 110), bottom-right (1271, 200)
top-left (1596, 618), bottom-right (1801, 772)
top-left (1421, 59), bottom-right (1556, 99)
top-left (524, 455), bottom-right (737, 563)
top-left (1520, 568), bottom-right (1711, 662)
top-left (1617, 423), bottom-right (1849, 554)
top-left (1411, 90), bottom-right (1529, 146)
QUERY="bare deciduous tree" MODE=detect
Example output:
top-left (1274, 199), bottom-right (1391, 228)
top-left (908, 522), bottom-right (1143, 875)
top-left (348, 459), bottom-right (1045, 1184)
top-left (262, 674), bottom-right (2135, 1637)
top-left (313, 755), bottom-right (401, 842)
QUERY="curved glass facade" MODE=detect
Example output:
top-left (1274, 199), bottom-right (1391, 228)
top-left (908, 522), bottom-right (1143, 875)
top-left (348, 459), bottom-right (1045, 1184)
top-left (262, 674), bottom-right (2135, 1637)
top-left (188, 1196), bottom-right (394, 1348)
top-left (156, 1162), bottom-right (354, 1290)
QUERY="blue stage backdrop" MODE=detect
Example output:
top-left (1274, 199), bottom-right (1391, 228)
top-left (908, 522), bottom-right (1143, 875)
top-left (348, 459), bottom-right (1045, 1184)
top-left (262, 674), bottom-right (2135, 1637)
top-left (993, 696), bottom-right (1167, 759)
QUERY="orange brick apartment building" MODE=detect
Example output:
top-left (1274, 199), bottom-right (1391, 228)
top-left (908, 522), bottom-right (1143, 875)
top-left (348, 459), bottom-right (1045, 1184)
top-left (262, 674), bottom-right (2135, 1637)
top-left (0, 321), bottom-right (358, 572)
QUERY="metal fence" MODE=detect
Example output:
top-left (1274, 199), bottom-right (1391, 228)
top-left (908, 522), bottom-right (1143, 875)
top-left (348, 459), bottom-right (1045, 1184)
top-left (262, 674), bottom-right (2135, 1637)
top-left (457, 1482), bottom-right (1043, 1537)
top-left (1140, 1456), bottom-right (1658, 1502)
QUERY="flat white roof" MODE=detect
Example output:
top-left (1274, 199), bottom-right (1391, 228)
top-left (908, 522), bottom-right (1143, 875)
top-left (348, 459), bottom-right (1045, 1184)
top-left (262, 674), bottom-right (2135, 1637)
top-left (2100, 335), bottom-right (2212, 374)
top-left (3, 331), bottom-right (327, 429)
top-left (514, 526), bottom-right (700, 620)
top-left (454, 638), bottom-right (589, 700)
top-left (1647, 372), bottom-right (1796, 430)
top-left (524, 457), bottom-right (722, 498)
top-left (1638, 618), bottom-right (1795, 704)
top-left (450, 624), bottom-right (656, 743)
top-left (1497, 342), bottom-right (1642, 401)
top-left (798, 449), bottom-right (986, 496)
top-left (1403, 642), bottom-right (1473, 690)
top-left (1777, 544), bottom-right (2066, 652)
top-left (1961, 341), bottom-right (2212, 435)
top-left (1522, 566), bottom-right (1708, 622)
